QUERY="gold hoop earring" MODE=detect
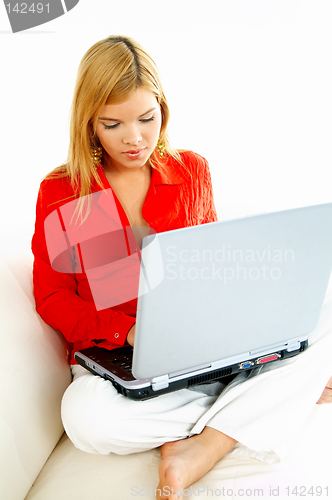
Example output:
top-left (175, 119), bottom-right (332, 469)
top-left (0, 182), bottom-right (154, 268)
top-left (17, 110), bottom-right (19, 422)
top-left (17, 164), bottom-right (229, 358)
top-left (156, 140), bottom-right (166, 158)
top-left (91, 146), bottom-right (103, 165)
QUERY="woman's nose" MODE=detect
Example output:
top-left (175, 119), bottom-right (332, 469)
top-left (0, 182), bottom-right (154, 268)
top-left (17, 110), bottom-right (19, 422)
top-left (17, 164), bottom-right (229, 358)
top-left (122, 125), bottom-right (142, 145)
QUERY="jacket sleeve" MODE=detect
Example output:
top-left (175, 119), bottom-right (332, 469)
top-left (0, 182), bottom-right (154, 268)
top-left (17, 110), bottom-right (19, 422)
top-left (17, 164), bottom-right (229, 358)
top-left (31, 182), bottom-right (136, 348)
top-left (182, 151), bottom-right (218, 225)
top-left (200, 156), bottom-right (218, 224)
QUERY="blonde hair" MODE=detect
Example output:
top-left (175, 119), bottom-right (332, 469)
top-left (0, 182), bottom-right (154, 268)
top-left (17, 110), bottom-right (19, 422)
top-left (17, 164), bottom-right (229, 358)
top-left (48, 35), bottom-right (182, 206)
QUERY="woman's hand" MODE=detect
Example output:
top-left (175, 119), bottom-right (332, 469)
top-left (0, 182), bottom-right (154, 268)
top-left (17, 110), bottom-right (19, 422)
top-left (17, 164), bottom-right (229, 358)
top-left (127, 324), bottom-right (136, 346)
top-left (316, 376), bottom-right (332, 404)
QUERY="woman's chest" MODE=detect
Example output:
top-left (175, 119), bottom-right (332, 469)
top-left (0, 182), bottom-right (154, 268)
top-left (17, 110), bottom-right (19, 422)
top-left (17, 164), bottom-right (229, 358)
top-left (104, 169), bottom-right (151, 226)
top-left (114, 185), bottom-right (150, 228)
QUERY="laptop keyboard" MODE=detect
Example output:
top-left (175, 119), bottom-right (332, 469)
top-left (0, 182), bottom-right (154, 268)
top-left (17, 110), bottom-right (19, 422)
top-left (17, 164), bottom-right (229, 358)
top-left (110, 352), bottom-right (133, 374)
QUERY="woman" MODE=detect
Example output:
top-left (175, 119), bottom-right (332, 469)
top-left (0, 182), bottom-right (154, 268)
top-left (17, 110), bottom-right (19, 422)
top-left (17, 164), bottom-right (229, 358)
top-left (32, 35), bottom-right (332, 500)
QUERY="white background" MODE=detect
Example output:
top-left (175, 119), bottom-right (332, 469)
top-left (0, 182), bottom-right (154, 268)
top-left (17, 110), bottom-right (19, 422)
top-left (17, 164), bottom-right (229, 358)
top-left (0, 0), bottom-right (331, 250)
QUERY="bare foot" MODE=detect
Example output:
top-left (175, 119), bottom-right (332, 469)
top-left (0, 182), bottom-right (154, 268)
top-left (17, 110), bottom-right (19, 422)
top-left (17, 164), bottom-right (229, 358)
top-left (316, 376), bottom-right (332, 404)
top-left (156, 427), bottom-right (237, 500)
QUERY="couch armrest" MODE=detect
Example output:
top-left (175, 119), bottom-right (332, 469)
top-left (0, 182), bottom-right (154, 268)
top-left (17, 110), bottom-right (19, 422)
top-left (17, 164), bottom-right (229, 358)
top-left (0, 249), bottom-right (72, 500)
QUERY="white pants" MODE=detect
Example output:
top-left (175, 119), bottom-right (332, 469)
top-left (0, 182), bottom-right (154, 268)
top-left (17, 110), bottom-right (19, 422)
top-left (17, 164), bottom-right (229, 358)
top-left (61, 297), bottom-right (332, 464)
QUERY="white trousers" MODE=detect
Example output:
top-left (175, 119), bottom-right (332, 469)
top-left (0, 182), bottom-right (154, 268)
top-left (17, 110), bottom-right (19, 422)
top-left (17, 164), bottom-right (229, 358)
top-left (61, 297), bottom-right (332, 464)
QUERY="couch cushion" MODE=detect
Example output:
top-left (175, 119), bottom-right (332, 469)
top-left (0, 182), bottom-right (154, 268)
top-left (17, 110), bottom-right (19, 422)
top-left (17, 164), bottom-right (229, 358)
top-left (0, 249), bottom-right (72, 500)
top-left (24, 433), bottom-right (273, 500)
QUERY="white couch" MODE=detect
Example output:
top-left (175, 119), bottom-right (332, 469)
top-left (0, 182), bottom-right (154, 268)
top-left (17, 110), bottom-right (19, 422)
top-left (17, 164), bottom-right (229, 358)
top-left (1, 246), bottom-right (332, 500)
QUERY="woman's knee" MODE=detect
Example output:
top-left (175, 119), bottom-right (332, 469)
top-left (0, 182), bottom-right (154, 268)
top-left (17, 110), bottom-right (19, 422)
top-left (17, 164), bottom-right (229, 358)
top-left (61, 372), bottom-right (130, 454)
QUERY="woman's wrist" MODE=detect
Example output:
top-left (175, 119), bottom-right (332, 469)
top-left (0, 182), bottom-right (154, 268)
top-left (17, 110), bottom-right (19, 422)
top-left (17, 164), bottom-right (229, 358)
top-left (127, 324), bottom-right (136, 346)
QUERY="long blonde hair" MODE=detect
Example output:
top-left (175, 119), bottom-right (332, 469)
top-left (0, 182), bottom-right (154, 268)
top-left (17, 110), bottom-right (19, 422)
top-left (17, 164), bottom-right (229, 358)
top-left (48, 35), bottom-right (182, 205)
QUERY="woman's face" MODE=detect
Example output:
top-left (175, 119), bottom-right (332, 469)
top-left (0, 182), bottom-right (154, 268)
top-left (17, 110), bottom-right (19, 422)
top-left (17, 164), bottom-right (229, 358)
top-left (96, 88), bottom-right (162, 173)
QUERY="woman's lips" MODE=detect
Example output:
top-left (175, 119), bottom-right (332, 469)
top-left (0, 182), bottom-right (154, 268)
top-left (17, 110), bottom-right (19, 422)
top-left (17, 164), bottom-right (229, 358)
top-left (123, 148), bottom-right (146, 160)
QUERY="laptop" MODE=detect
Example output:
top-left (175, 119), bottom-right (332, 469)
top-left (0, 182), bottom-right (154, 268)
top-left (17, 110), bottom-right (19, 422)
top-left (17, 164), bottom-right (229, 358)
top-left (74, 202), bottom-right (332, 400)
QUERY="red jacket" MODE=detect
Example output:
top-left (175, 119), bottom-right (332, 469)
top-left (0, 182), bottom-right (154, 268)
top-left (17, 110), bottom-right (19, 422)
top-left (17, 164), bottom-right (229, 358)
top-left (32, 151), bottom-right (218, 363)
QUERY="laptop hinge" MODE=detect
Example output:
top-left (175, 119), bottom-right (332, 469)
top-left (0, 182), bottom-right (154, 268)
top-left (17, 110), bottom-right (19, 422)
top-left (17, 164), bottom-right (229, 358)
top-left (151, 375), bottom-right (169, 391)
top-left (286, 340), bottom-right (301, 352)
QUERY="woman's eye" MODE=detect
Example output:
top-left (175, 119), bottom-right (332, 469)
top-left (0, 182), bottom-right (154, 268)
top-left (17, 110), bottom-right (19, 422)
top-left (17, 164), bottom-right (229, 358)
top-left (140, 116), bottom-right (155, 123)
top-left (104, 123), bottom-right (119, 129)
top-left (102, 116), bottom-right (154, 129)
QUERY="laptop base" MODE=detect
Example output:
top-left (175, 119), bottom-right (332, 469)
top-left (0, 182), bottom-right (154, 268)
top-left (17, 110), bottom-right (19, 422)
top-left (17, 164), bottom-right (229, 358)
top-left (74, 340), bottom-right (308, 401)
